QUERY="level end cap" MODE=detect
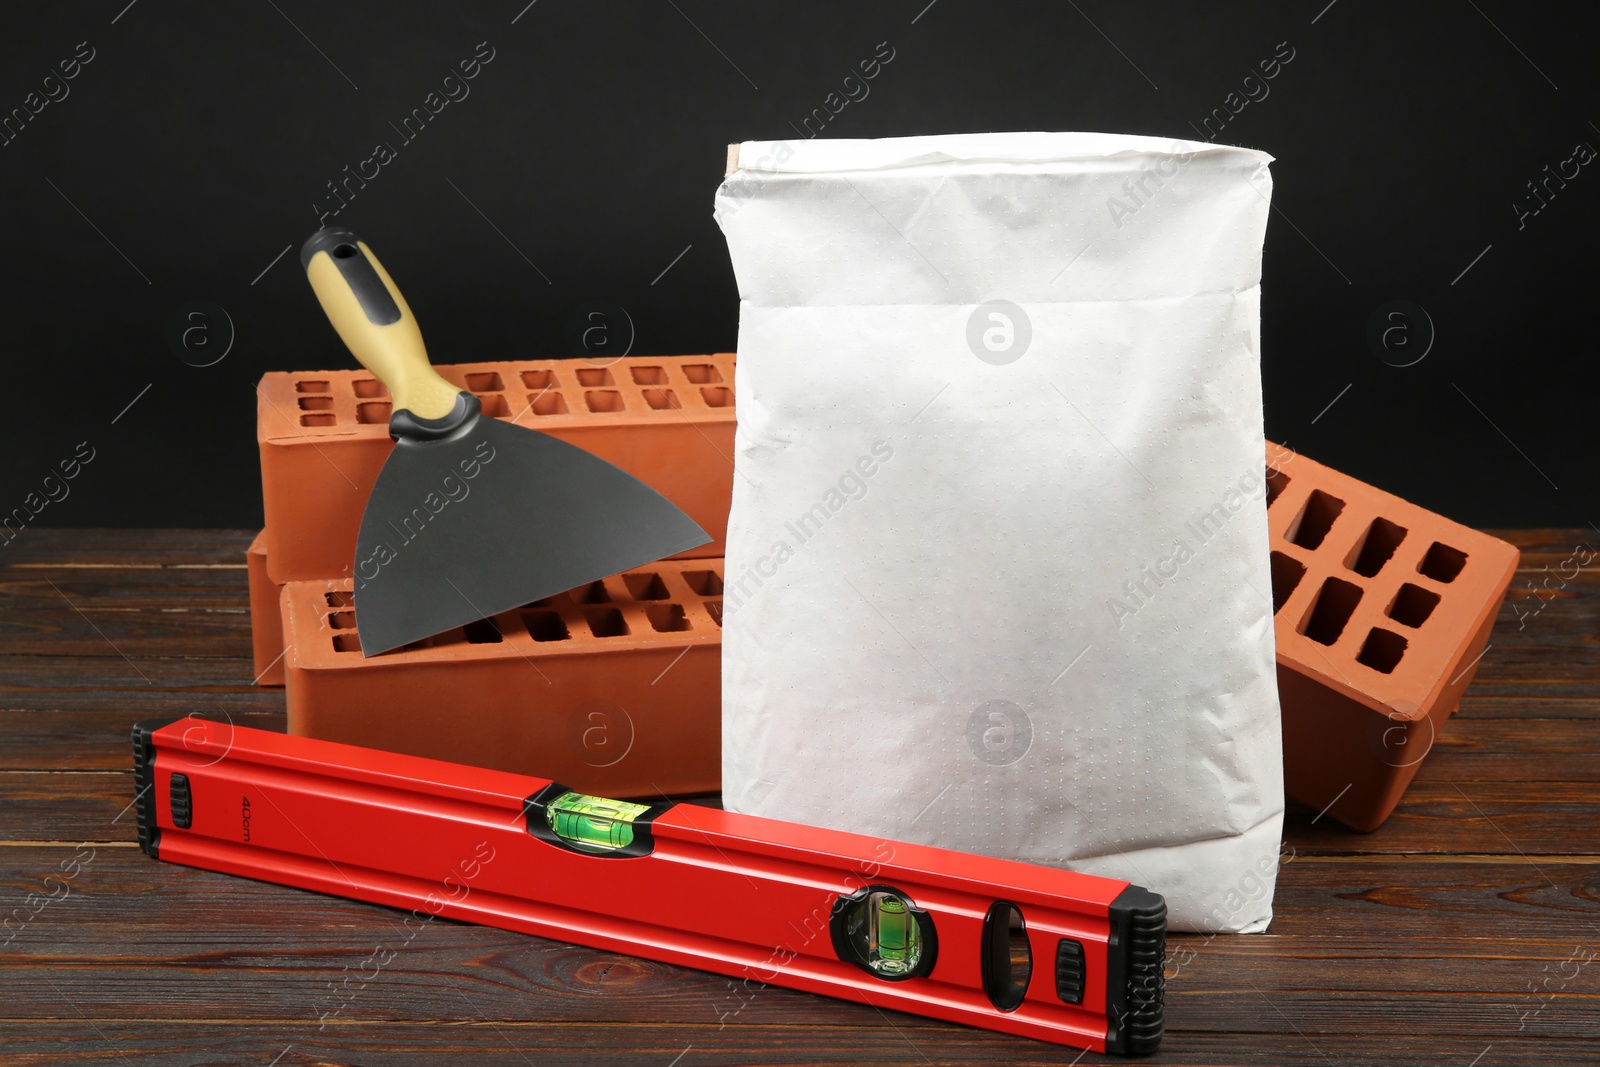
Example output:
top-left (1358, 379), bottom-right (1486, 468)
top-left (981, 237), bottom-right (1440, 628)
top-left (131, 717), bottom-right (183, 859)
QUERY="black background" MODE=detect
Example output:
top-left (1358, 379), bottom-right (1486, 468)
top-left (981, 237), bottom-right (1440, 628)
top-left (1, 1), bottom-right (1593, 531)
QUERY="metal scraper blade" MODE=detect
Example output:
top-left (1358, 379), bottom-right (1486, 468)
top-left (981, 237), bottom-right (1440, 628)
top-left (352, 400), bottom-right (710, 655)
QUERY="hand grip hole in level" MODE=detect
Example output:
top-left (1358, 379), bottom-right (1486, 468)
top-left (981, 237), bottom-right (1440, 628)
top-left (333, 243), bottom-right (358, 258)
top-left (981, 902), bottom-right (1032, 1011)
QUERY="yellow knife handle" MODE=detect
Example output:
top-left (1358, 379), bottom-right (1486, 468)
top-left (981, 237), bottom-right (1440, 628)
top-left (300, 228), bottom-right (462, 420)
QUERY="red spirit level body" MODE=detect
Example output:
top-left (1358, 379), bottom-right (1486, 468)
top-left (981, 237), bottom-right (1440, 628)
top-left (133, 718), bottom-right (1164, 1054)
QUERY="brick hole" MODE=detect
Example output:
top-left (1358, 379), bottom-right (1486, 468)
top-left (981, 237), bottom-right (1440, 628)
top-left (297, 396), bottom-right (334, 411)
top-left (1299, 576), bottom-right (1363, 646)
top-left (332, 633), bottom-right (361, 653)
top-left (585, 606), bottom-right (629, 638)
top-left (522, 596), bottom-right (555, 608)
top-left (585, 390), bottom-right (625, 413)
top-left (528, 391), bottom-right (568, 416)
top-left (705, 600), bottom-right (723, 627)
top-left (1346, 517), bottom-right (1408, 578)
top-left (461, 618), bottom-right (503, 644)
top-left (576, 368), bottom-right (614, 386)
top-left (1419, 542), bottom-right (1468, 583)
top-left (465, 372), bottom-right (504, 392)
top-left (623, 573), bottom-right (670, 600)
top-left (1356, 627), bottom-right (1408, 674)
top-left (1387, 583), bottom-right (1440, 627)
top-left (682, 363), bottom-right (723, 384)
top-left (1269, 551), bottom-right (1306, 615)
top-left (521, 369), bottom-right (559, 389)
top-left (352, 378), bottom-right (386, 398)
top-left (296, 380), bottom-right (331, 393)
top-left (684, 570), bottom-right (723, 596)
top-left (324, 591), bottom-right (354, 608)
top-left (643, 389), bottom-right (681, 410)
top-left (329, 612), bottom-right (356, 630)
top-left (300, 413), bottom-right (336, 428)
top-left (577, 580), bottom-right (610, 604)
top-left (700, 387), bottom-right (733, 408)
top-left (476, 393), bottom-right (511, 418)
top-left (1264, 465), bottom-right (1291, 508)
top-left (630, 366), bottom-right (667, 385)
top-left (1286, 489), bottom-right (1345, 550)
top-left (356, 401), bottom-right (392, 424)
top-left (522, 610), bottom-right (569, 642)
top-left (646, 604), bottom-right (691, 633)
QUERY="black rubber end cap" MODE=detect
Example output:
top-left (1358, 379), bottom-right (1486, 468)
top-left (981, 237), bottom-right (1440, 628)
top-left (1104, 883), bottom-right (1167, 1056)
top-left (131, 718), bottom-right (182, 859)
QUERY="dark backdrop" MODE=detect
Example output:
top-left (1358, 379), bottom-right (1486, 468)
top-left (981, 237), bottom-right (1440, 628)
top-left (1, 1), bottom-right (1593, 531)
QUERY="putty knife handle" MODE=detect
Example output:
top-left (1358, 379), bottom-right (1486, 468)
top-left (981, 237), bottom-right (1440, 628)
top-left (300, 228), bottom-right (463, 421)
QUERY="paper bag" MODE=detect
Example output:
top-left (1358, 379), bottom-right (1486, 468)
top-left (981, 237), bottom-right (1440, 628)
top-left (714, 132), bottom-right (1283, 932)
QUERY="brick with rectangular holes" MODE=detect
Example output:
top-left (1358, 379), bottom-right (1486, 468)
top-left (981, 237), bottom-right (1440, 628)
top-left (246, 531), bottom-right (285, 685)
top-left (257, 353), bottom-right (735, 583)
top-left (1267, 441), bottom-right (1518, 831)
top-left (279, 559), bottom-right (724, 798)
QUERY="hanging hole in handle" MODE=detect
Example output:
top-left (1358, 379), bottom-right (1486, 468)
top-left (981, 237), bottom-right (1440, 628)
top-left (981, 901), bottom-right (1032, 1012)
top-left (333, 243), bottom-right (358, 259)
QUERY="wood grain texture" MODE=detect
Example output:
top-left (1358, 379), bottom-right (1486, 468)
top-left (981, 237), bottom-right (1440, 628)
top-left (0, 657), bottom-right (285, 716)
top-left (0, 1024), bottom-right (1584, 1067)
top-left (0, 527), bottom-right (256, 567)
top-left (0, 709), bottom-right (286, 771)
top-left (0, 529), bottom-right (1596, 1066)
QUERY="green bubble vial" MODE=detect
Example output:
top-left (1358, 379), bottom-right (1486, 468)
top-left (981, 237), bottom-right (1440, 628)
top-left (546, 791), bottom-right (651, 853)
top-left (867, 892), bottom-right (921, 976)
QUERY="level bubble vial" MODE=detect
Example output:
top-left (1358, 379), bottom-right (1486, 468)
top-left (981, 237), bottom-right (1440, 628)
top-left (546, 791), bottom-right (651, 853)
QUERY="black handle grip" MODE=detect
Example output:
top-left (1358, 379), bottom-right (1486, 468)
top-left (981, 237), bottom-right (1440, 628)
top-left (300, 227), bottom-right (402, 326)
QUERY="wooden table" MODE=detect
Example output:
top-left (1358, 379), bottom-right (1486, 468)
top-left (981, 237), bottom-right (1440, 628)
top-left (2, 529), bottom-right (1595, 1065)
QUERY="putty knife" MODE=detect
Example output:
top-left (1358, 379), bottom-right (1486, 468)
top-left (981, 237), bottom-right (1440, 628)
top-left (300, 228), bottom-right (710, 656)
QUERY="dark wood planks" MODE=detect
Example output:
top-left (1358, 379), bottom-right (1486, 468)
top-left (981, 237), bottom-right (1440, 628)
top-left (0, 1024), bottom-right (1582, 1067)
top-left (2, 848), bottom-right (1595, 1036)
top-left (0, 709), bottom-right (285, 771)
top-left (0, 527), bottom-right (257, 567)
top-left (0, 528), bottom-right (1596, 1067)
top-left (0, 658), bottom-right (283, 717)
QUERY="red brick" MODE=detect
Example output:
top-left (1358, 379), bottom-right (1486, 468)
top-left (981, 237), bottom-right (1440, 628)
top-left (278, 559), bottom-right (724, 799)
top-left (1267, 442), bottom-right (1518, 831)
top-left (257, 353), bottom-right (735, 584)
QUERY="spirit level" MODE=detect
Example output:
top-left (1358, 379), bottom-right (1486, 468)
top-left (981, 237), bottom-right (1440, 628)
top-left (133, 717), bottom-right (1164, 1054)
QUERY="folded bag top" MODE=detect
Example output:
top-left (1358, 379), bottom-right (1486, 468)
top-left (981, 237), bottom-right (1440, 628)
top-left (719, 131), bottom-right (1274, 306)
top-left (715, 132), bottom-right (1283, 933)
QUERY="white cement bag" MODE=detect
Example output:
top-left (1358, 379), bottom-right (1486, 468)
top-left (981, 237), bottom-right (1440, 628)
top-left (713, 132), bottom-right (1283, 932)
